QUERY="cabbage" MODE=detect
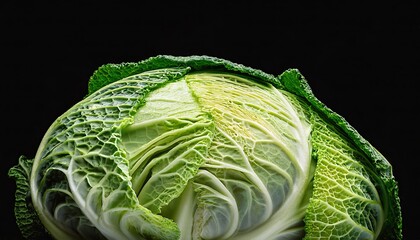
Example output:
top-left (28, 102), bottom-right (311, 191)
top-left (8, 55), bottom-right (402, 240)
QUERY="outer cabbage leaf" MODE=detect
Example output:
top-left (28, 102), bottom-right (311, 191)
top-left (8, 156), bottom-right (50, 239)
top-left (29, 68), bottom-right (189, 240)
top-left (279, 69), bottom-right (402, 240)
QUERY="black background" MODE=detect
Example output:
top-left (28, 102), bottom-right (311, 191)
top-left (1, 1), bottom-right (418, 239)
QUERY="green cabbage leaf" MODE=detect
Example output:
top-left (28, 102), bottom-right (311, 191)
top-left (9, 55), bottom-right (401, 240)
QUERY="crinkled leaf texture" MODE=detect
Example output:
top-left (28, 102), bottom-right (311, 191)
top-left (9, 55), bottom-right (401, 240)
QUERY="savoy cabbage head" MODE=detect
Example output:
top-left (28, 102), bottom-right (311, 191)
top-left (9, 55), bottom-right (401, 240)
